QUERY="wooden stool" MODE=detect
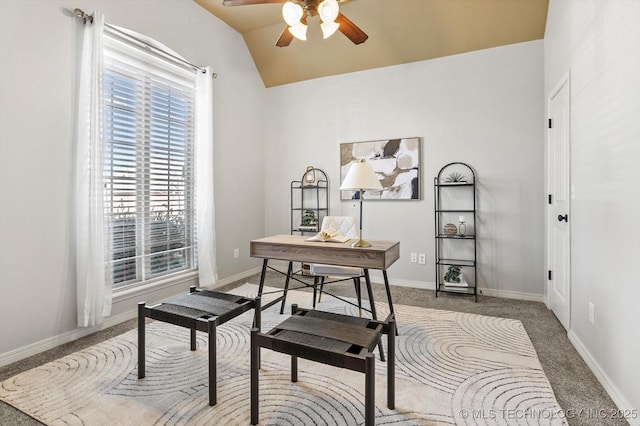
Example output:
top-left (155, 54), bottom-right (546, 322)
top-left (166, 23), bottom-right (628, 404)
top-left (250, 305), bottom-right (395, 425)
top-left (138, 286), bottom-right (260, 406)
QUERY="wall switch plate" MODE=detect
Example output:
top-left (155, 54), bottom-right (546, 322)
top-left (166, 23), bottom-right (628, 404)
top-left (418, 253), bottom-right (426, 264)
top-left (410, 252), bottom-right (417, 263)
top-left (588, 302), bottom-right (595, 325)
top-left (233, 248), bottom-right (239, 259)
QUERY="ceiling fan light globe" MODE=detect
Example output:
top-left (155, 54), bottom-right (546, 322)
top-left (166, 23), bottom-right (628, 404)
top-left (318, 0), bottom-right (340, 22)
top-left (282, 2), bottom-right (304, 27)
top-left (321, 21), bottom-right (340, 39)
top-left (288, 23), bottom-right (308, 41)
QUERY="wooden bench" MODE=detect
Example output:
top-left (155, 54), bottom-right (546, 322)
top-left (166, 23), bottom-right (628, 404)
top-left (250, 305), bottom-right (395, 425)
top-left (138, 286), bottom-right (260, 406)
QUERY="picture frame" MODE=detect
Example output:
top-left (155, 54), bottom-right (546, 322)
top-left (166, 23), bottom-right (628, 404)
top-left (340, 137), bottom-right (421, 200)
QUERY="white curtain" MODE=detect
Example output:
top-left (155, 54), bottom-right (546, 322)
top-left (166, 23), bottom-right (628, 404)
top-left (195, 67), bottom-right (217, 286)
top-left (75, 11), bottom-right (112, 327)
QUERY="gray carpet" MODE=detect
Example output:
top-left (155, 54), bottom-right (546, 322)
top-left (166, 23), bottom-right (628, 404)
top-left (0, 271), bottom-right (627, 425)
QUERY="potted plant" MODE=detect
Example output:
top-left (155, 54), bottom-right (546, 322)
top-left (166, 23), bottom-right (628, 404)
top-left (300, 210), bottom-right (318, 229)
top-left (444, 265), bottom-right (467, 287)
top-left (443, 171), bottom-right (467, 183)
top-left (302, 210), bottom-right (317, 225)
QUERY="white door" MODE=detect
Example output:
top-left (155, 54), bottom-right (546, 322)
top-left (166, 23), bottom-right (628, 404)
top-left (547, 73), bottom-right (571, 330)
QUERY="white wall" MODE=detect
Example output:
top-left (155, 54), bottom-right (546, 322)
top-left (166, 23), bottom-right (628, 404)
top-left (0, 0), bottom-right (264, 362)
top-left (263, 40), bottom-right (545, 299)
top-left (545, 0), bottom-right (640, 417)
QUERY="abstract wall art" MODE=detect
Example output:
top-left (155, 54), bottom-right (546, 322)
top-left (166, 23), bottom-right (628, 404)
top-left (340, 137), bottom-right (421, 200)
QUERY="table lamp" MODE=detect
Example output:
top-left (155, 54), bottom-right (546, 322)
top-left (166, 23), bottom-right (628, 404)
top-left (340, 159), bottom-right (383, 247)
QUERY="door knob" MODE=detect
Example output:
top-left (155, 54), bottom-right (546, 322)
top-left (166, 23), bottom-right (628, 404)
top-left (557, 214), bottom-right (568, 222)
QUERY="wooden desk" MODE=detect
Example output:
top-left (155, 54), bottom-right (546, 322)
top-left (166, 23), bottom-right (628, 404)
top-left (250, 235), bottom-right (400, 318)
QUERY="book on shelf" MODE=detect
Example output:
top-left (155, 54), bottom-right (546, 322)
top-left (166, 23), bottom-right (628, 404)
top-left (305, 228), bottom-right (350, 243)
top-left (442, 284), bottom-right (470, 292)
top-left (443, 277), bottom-right (468, 288)
top-left (298, 225), bottom-right (318, 231)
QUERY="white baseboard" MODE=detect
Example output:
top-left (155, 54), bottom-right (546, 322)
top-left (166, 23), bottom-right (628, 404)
top-left (367, 271), bottom-right (436, 290)
top-left (567, 330), bottom-right (639, 426)
top-left (0, 308), bottom-right (138, 368)
top-left (477, 287), bottom-right (545, 303)
top-left (367, 271), bottom-right (544, 302)
top-left (208, 266), bottom-right (263, 289)
top-left (0, 269), bottom-right (263, 369)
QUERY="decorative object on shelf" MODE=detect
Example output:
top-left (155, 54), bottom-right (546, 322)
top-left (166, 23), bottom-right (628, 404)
top-left (444, 171), bottom-right (467, 183)
top-left (458, 216), bottom-right (467, 236)
top-left (339, 159), bottom-right (383, 247)
top-left (340, 137), bottom-right (421, 200)
top-left (443, 266), bottom-right (468, 288)
top-left (444, 265), bottom-right (460, 283)
top-left (303, 166), bottom-right (316, 185)
top-left (443, 223), bottom-right (457, 236)
top-left (301, 210), bottom-right (317, 226)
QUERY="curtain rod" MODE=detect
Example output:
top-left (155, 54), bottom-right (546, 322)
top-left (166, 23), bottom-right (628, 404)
top-left (73, 8), bottom-right (217, 78)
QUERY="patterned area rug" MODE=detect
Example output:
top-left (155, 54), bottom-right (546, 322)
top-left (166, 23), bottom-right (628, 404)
top-left (0, 285), bottom-right (566, 425)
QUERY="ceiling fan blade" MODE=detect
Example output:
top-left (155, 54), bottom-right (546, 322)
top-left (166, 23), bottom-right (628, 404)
top-left (222, 0), bottom-right (285, 6)
top-left (335, 12), bottom-right (368, 45)
top-left (275, 26), bottom-right (295, 47)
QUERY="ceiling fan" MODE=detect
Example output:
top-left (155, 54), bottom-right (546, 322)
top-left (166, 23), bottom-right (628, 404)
top-left (222, 0), bottom-right (368, 47)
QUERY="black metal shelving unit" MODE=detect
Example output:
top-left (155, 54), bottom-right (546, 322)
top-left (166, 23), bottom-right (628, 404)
top-left (434, 162), bottom-right (478, 302)
top-left (290, 168), bottom-right (328, 275)
top-left (290, 167), bottom-right (328, 235)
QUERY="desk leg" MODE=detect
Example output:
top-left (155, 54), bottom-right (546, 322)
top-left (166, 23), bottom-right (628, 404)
top-left (382, 270), bottom-right (396, 316)
top-left (382, 270), bottom-right (399, 336)
top-left (257, 259), bottom-right (268, 298)
top-left (363, 269), bottom-right (378, 320)
top-left (364, 269), bottom-right (385, 362)
top-left (279, 261), bottom-right (293, 314)
top-left (312, 276), bottom-right (320, 309)
top-left (255, 259), bottom-right (268, 369)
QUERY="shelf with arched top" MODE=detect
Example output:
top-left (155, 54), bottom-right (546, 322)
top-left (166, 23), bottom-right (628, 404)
top-left (290, 167), bottom-right (329, 235)
top-left (434, 162), bottom-right (477, 302)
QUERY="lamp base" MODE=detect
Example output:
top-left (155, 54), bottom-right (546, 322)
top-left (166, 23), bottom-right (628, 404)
top-left (351, 239), bottom-right (371, 248)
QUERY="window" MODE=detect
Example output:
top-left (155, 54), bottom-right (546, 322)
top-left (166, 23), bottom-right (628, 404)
top-left (102, 34), bottom-right (197, 289)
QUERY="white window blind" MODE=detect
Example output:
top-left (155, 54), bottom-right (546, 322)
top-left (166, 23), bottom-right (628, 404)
top-left (102, 33), bottom-right (197, 288)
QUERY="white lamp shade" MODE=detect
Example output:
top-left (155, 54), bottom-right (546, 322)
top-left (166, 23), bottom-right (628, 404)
top-left (321, 21), bottom-right (340, 39)
top-left (318, 0), bottom-right (339, 22)
top-left (340, 160), bottom-right (383, 191)
top-left (288, 23), bottom-right (308, 41)
top-left (282, 2), bottom-right (304, 27)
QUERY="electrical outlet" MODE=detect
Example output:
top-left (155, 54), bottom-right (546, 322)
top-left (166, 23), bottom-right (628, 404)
top-left (410, 252), bottom-right (417, 263)
top-left (233, 248), bottom-right (239, 259)
top-left (418, 253), bottom-right (426, 265)
top-left (588, 302), bottom-right (595, 325)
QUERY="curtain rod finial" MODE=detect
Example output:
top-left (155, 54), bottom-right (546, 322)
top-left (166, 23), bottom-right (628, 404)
top-left (73, 8), bottom-right (93, 23)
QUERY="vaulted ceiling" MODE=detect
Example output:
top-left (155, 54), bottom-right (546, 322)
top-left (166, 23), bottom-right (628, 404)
top-left (195, 0), bottom-right (549, 87)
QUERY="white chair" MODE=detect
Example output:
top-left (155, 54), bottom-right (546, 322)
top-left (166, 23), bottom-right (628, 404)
top-left (278, 216), bottom-right (365, 315)
top-left (310, 216), bottom-right (365, 315)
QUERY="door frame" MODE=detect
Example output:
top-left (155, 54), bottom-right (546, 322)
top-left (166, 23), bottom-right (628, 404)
top-left (545, 70), bottom-right (571, 329)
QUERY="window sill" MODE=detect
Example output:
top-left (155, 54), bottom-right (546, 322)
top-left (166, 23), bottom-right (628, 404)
top-left (112, 271), bottom-right (199, 304)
